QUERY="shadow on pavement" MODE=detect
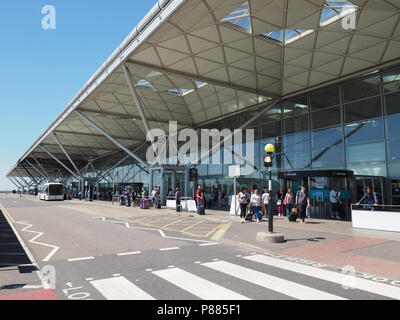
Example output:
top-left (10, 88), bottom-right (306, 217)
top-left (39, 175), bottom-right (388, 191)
top-left (0, 210), bottom-right (37, 271)
top-left (284, 237), bottom-right (326, 243)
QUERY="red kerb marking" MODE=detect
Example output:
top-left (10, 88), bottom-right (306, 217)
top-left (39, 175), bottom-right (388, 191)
top-left (0, 289), bottom-right (58, 300)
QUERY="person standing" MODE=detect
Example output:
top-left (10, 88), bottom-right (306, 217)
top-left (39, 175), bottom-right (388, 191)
top-left (296, 185), bottom-right (310, 224)
top-left (238, 187), bottom-right (249, 223)
top-left (201, 187), bottom-right (206, 214)
top-left (218, 189), bottom-right (223, 209)
top-left (276, 188), bottom-right (285, 217)
top-left (132, 189), bottom-right (137, 207)
top-left (212, 189), bottom-right (218, 209)
top-left (175, 187), bottom-right (181, 212)
top-left (196, 186), bottom-right (204, 214)
top-left (284, 188), bottom-right (294, 217)
top-left (262, 188), bottom-right (270, 219)
top-left (330, 187), bottom-right (341, 220)
top-left (251, 189), bottom-right (262, 223)
top-left (154, 187), bottom-right (161, 210)
top-left (356, 186), bottom-right (379, 211)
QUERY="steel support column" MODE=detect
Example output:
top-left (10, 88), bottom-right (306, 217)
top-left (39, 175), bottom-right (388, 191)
top-left (160, 167), bottom-right (165, 205)
top-left (25, 159), bottom-right (48, 181)
top-left (75, 111), bottom-right (148, 172)
top-left (20, 162), bottom-right (39, 185)
top-left (197, 99), bottom-right (280, 166)
top-left (184, 167), bottom-right (190, 198)
top-left (8, 177), bottom-right (20, 189)
top-left (53, 133), bottom-right (82, 177)
top-left (122, 64), bottom-right (163, 166)
top-left (38, 145), bottom-right (80, 180)
top-left (32, 156), bottom-right (51, 179)
top-left (171, 170), bottom-right (176, 195)
top-left (8, 176), bottom-right (23, 189)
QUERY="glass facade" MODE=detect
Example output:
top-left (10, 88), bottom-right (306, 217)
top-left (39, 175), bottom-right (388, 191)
top-left (96, 65), bottom-right (400, 209)
top-left (194, 66), bottom-right (400, 206)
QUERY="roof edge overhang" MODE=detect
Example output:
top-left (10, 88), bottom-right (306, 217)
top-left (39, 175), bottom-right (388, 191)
top-left (7, 0), bottom-right (185, 177)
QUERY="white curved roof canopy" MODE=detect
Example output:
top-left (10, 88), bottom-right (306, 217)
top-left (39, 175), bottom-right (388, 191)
top-left (8, 0), bottom-right (400, 180)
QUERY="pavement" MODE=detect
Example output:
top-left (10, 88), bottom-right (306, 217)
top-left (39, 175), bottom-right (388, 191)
top-left (1, 194), bottom-right (400, 300)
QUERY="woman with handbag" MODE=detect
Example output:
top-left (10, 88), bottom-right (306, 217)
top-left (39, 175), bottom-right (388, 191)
top-left (284, 188), bottom-right (294, 217)
top-left (238, 188), bottom-right (249, 224)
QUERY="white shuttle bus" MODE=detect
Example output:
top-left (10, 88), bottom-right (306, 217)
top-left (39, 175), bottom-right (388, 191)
top-left (38, 183), bottom-right (64, 201)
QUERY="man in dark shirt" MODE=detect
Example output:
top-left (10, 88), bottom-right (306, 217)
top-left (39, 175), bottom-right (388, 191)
top-left (296, 185), bottom-right (310, 224)
top-left (356, 186), bottom-right (378, 211)
top-left (175, 187), bottom-right (181, 212)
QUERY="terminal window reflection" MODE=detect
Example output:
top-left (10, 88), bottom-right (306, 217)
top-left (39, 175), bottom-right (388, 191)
top-left (344, 118), bottom-right (384, 144)
top-left (387, 140), bottom-right (400, 162)
top-left (343, 75), bottom-right (381, 103)
top-left (386, 114), bottom-right (400, 139)
top-left (311, 145), bottom-right (345, 169)
top-left (384, 91), bottom-right (400, 116)
top-left (311, 106), bottom-right (341, 129)
top-left (311, 126), bottom-right (342, 149)
top-left (281, 97), bottom-right (309, 118)
top-left (346, 141), bottom-right (386, 164)
top-left (383, 68), bottom-right (400, 93)
top-left (310, 87), bottom-right (340, 111)
top-left (344, 96), bottom-right (382, 123)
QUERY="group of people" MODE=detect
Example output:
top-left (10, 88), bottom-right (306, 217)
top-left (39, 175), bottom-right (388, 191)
top-left (237, 185), bottom-right (311, 224)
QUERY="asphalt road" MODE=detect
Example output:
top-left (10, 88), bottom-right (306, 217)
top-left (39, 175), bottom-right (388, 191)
top-left (1, 195), bottom-right (399, 300)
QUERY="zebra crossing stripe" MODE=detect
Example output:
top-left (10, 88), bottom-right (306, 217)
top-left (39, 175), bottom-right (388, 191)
top-left (244, 254), bottom-right (400, 300)
top-left (202, 260), bottom-right (347, 300)
top-left (152, 267), bottom-right (250, 300)
top-left (90, 276), bottom-right (155, 300)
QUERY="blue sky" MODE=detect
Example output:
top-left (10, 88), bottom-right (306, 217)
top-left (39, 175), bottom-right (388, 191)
top-left (0, 0), bottom-right (154, 190)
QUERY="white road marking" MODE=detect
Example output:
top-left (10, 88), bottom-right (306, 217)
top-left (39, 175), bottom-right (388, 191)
top-left (160, 247), bottom-right (180, 251)
top-left (16, 221), bottom-right (60, 262)
top-left (23, 285), bottom-right (43, 290)
top-left (68, 256), bottom-right (95, 262)
top-left (0, 203), bottom-right (43, 283)
top-left (199, 242), bottom-right (218, 247)
top-left (86, 278), bottom-right (94, 281)
top-left (145, 269), bottom-right (153, 272)
top-left (90, 276), bottom-right (155, 300)
top-left (96, 217), bottom-right (216, 244)
top-left (152, 267), bottom-right (250, 300)
top-left (113, 274), bottom-right (121, 277)
top-left (244, 254), bottom-right (400, 300)
top-left (117, 251), bottom-right (141, 256)
top-left (202, 260), bottom-right (347, 300)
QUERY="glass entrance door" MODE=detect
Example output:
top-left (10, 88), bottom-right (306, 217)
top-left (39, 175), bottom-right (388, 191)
top-left (308, 177), bottom-right (353, 221)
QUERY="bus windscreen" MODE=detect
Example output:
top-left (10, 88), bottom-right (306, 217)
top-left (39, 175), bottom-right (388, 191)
top-left (48, 184), bottom-right (64, 196)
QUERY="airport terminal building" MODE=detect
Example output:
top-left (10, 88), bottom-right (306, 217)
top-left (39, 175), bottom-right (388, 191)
top-left (7, 0), bottom-right (400, 219)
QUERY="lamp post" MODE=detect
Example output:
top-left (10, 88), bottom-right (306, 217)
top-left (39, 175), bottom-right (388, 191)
top-left (264, 144), bottom-right (275, 233)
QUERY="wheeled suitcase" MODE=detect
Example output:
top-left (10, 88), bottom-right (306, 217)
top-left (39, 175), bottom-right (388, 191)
top-left (245, 213), bottom-right (253, 221)
top-left (198, 205), bottom-right (205, 215)
top-left (176, 204), bottom-right (182, 212)
top-left (289, 208), bottom-right (297, 222)
top-left (141, 199), bottom-right (150, 209)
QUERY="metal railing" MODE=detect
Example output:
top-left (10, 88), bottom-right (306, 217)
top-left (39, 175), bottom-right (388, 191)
top-left (351, 204), bottom-right (400, 212)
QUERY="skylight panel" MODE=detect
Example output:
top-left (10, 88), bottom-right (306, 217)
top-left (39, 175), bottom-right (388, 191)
top-left (221, 2), bottom-right (251, 32)
top-left (262, 29), bottom-right (314, 45)
top-left (321, 1), bottom-right (358, 27)
top-left (136, 79), bottom-right (153, 88)
top-left (167, 88), bottom-right (194, 96)
top-left (194, 80), bottom-right (208, 89)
